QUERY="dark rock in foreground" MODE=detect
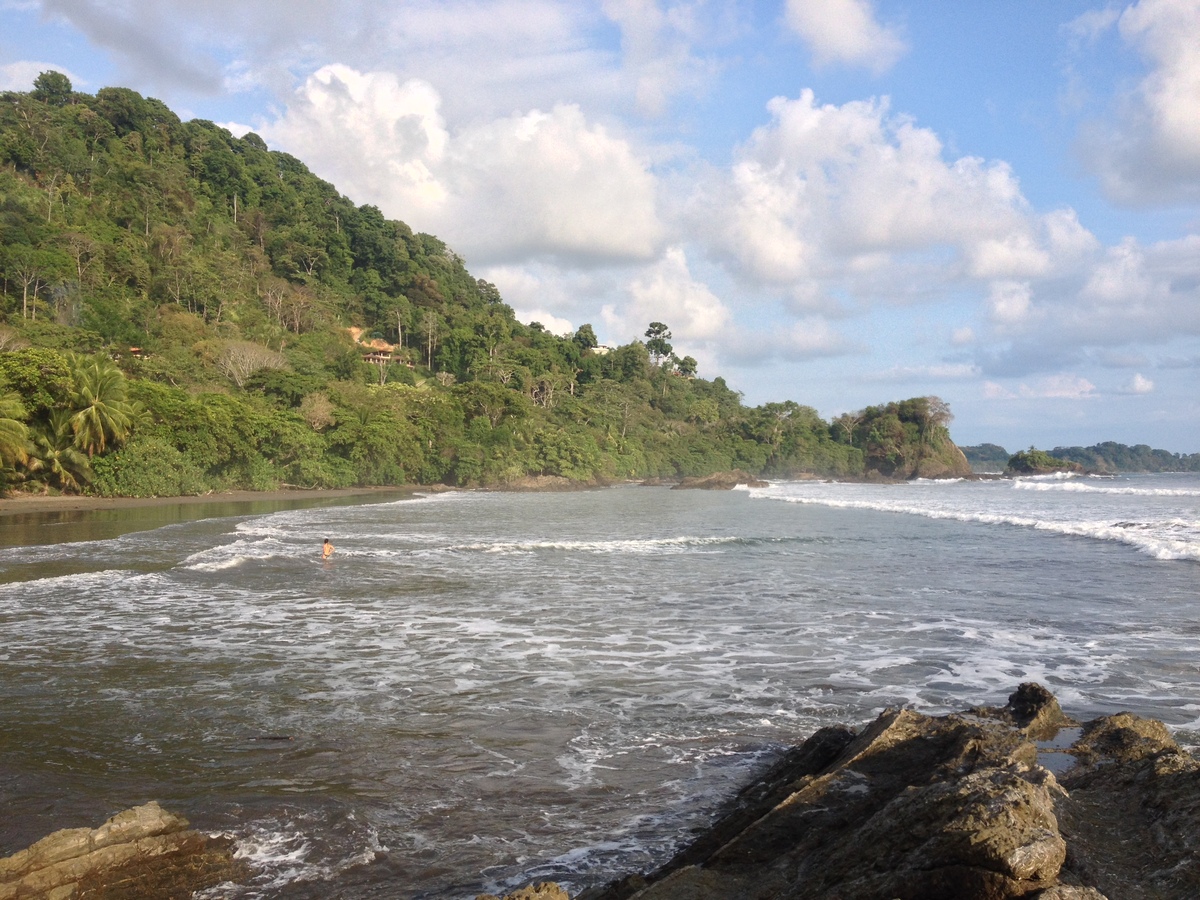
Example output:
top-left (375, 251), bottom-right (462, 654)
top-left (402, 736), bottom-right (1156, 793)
top-left (0, 802), bottom-right (246, 900)
top-left (568, 684), bottom-right (1200, 900)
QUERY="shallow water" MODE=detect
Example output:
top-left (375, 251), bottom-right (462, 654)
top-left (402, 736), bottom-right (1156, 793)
top-left (1, 475), bottom-right (1197, 897)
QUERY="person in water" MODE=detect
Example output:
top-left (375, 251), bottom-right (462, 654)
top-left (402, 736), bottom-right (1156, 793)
top-left (322, 538), bottom-right (334, 559)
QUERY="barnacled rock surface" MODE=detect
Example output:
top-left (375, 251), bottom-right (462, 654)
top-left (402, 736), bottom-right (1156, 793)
top-left (0, 801), bottom-right (246, 900)
top-left (569, 683), bottom-right (1200, 900)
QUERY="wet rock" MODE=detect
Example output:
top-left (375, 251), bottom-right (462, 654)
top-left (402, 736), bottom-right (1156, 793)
top-left (478, 883), bottom-right (571, 900)
top-left (1056, 712), bottom-right (1200, 899)
top-left (972, 681), bottom-right (1079, 739)
top-left (0, 802), bottom-right (247, 900)
top-left (578, 685), bottom-right (1200, 900)
top-left (1031, 887), bottom-right (1110, 899)
top-left (582, 705), bottom-right (1065, 899)
top-left (671, 470), bottom-right (768, 490)
top-left (1068, 712), bottom-right (1176, 768)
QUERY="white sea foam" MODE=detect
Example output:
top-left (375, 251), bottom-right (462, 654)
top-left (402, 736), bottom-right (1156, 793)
top-left (752, 477), bottom-right (1200, 562)
top-left (182, 538), bottom-right (294, 571)
top-left (0, 568), bottom-right (139, 593)
top-left (1013, 481), bottom-right (1200, 497)
top-left (195, 818), bottom-right (383, 898)
top-left (443, 536), bottom-right (743, 555)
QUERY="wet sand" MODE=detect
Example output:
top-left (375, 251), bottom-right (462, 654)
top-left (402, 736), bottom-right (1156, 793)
top-left (0, 485), bottom-right (434, 517)
top-left (0, 486), bottom-right (446, 548)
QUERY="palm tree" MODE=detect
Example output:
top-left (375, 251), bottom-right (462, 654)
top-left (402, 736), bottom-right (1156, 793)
top-left (0, 391), bottom-right (32, 490)
top-left (68, 354), bottom-right (135, 458)
top-left (31, 409), bottom-right (92, 492)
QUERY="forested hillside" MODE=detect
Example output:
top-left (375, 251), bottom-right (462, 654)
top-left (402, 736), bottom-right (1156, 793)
top-left (1049, 443), bottom-right (1200, 474)
top-left (0, 73), bottom-right (969, 496)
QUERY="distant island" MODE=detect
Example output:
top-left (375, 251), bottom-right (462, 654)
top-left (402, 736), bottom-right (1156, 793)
top-left (961, 442), bottom-right (1200, 475)
top-left (0, 74), bottom-right (971, 500)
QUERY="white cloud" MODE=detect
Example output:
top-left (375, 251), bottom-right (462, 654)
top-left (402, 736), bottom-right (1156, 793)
top-left (1064, 7), bottom-right (1122, 43)
top-left (951, 326), bottom-right (976, 346)
top-left (988, 281), bottom-right (1034, 327)
top-left (983, 381), bottom-right (1017, 400)
top-left (867, 363), bottom-right (981, 382)
top-left (972, 233), bottom-right (1200, 381)
top-left (721, 318), bottom-right (853, 366)
top-left (783, 0), bottom-right (906, 74)
top-left (516, 310), bottom-right (575, 335)
top-left (600, 0), bottom-right (718, 116)
top-left (37, 1), bottom-right (711, 124)
top-left (707, 91), bottom-right (1092, 293)
top-left (1062, 235), bottom-right (1200, 343)
top-left (984, 375), bottom-right (1098, 400)
top-left (620, 246), bottom-right (731, 341)
top-left (0, 60), bottom-right (87, 91)
top-left (260, 65), bottom-right (664, 266)
top-left (1082, 0), bottom-right (1200, 205)
top-left (1122, 373), bottom-right (1156, 393)
top-left (1024, 375), bottom-right (1097, 399)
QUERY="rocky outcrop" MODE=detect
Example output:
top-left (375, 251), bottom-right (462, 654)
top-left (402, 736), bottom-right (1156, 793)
top-left (478, 883), bottom-right (571, 900)
top-left (573, 684), bottom-right (1200, 900)
top-left (970, 680), bottom-right (1079, 739)
top-left (0, 802), bottom-right (246, 900)
top-left (912, 442), bottom-right (974, 479)
top-left (1056, 712), bottom-right (1200, 898)
top-left (671, 470), bottom-right (768, 490)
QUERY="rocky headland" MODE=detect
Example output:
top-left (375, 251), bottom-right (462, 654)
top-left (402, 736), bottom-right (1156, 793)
top-left (567, 683), bottom-right (1200, 900)
top-left (6, 685), bottom-right (1198, 900)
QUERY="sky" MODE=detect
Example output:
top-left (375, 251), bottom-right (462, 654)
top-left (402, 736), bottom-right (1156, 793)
top-left (3, 0), bottom-right (1199, 452)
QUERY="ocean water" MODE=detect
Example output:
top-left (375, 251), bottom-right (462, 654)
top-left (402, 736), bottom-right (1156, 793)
top-left (1, 474), bottom-right (1198, 898)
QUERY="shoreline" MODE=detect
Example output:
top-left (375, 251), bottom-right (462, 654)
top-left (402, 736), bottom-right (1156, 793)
top-left (0, 484), bottom-right (439, 518)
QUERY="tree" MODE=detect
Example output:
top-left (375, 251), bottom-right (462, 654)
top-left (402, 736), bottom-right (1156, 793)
top-left (217, 340), bottom-right (288, 388)
top-left (675, 355), bottom-right (697, 378)
top-left (31, 71), bottom-right (73, 107)
top-left (644, 322), bottom-right (673, 364)
top-left (574, 323), bottom-right (599, 350)
top-left (30, 409), bottom-right (92, 491)
top-left (66, 355), bottom-right (140, 458)
top-left (68, 354), bottom-right (136, 458)
top-left (0, 391), bottom-right (32, 487)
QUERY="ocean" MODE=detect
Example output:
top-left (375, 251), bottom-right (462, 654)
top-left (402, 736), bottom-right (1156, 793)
top-left (2, 473), bottom-right (1198, 898)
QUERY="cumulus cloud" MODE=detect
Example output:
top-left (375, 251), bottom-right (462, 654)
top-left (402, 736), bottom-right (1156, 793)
top-left (705, 90), bottom-right (1095, 296)
top-left (988, 281), bottom-right (1035, 328)
top-left (1122, 373), bottom-right (1156, 393)
top-left (1082, 0), bottom-right (1200, 205)
top-left (260, 65), bottom-right (664, 266)
top-left (971, 231), bottom-right (1200, 381)
top-left (783, 0), bottom-right (906, 74)
top-left (617, 246), bottom-right (731, 341)
top-left (1052, 235), bottom-right (1200, 345)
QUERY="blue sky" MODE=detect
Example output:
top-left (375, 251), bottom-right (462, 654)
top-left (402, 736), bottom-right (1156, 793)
top-left (3, 0), bottom-right (1199, 452)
